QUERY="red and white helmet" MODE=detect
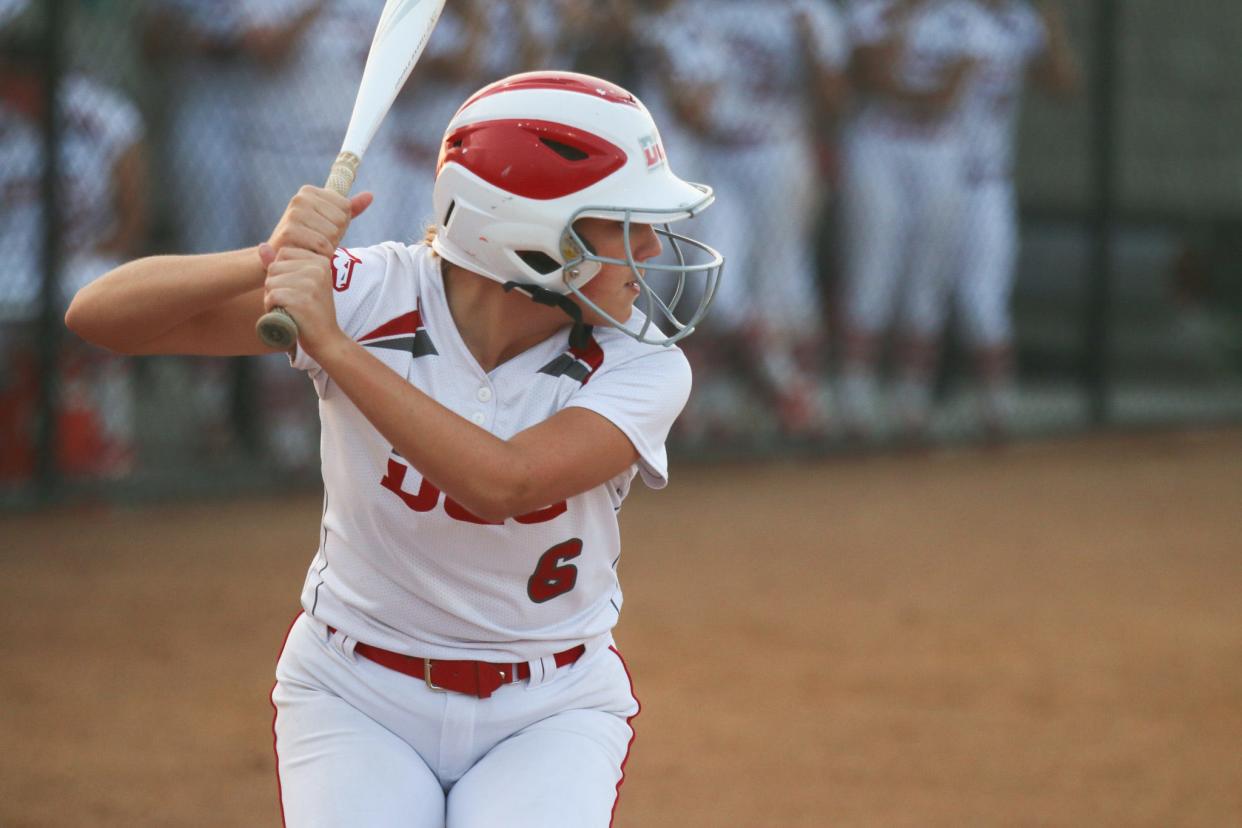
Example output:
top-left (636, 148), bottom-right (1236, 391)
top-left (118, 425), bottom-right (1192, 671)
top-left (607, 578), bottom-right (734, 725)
top-left (431, 71), bottom-right (724, 346)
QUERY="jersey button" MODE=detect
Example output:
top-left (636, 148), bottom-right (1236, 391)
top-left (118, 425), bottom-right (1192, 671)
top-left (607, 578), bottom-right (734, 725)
top-left (476, 387), bottom-right (493, 402)
top-left (470, 412), bottom-right (486, 426)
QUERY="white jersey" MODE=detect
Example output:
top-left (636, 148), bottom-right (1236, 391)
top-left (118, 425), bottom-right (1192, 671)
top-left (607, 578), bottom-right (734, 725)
top-left (0, 75), bottom-right (143, 320)
top-left (290, 242), bottom-right (692, 663)
top-left (959, 0), bottom-right (1047, 180)
top-left (664, 0), bottom-right (849, 146)
top-left (847, 0), bottom-right (991, 139)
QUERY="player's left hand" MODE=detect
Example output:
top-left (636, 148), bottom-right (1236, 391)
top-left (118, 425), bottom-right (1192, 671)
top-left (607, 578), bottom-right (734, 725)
top-left (259, 243), bottom-right (344, 358)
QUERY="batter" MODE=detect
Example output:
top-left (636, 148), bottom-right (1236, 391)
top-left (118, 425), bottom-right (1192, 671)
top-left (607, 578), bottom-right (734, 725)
top-left (66, 71), bottom-right (724, 827)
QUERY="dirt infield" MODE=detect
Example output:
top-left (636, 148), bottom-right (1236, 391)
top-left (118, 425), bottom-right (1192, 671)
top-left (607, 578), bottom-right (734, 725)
top-left (2, 428), bottom-right (1240, 827)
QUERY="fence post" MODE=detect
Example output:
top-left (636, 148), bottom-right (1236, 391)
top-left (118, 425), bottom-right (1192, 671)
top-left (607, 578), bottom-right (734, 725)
top-left (34, 0), bottom-right (67, 501)
top-left (1084, 0), bottom-right (1121, 425)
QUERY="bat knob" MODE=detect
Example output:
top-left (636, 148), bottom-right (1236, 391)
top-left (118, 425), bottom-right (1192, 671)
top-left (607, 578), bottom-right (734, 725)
top-left (257, 307), bottom-right (299, 351)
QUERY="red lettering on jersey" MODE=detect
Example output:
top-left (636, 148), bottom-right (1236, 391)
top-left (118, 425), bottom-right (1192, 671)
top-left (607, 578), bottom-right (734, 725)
top-left (444, 496), bottom-right (502, 526)
top-left (380, 458), bottom-right (440, 511)
top-left (514, 500), bottom-right (568, 524)
top-left (382, 455), bottom-right (568, 525)
top-left (332, 248), bottom-right (362, 292)
top-left (527, 539), bottom-right (583, 603)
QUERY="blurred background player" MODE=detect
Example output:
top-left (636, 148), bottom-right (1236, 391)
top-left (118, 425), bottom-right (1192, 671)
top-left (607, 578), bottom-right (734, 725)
top-left (0, 28), bottom-right (148, 479)
top-left (837, 0), bottom-right (987, 440)
top-left (947, 0), bottom-right (1079, 437)
top-left (657, 0), bottom-right (850, 441)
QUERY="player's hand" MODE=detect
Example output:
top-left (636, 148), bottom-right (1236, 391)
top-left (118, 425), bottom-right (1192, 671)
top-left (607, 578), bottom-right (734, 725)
top-left (259, 244), bottom-right (345, 357)
top-left (266, 185), bottom-right (373, 259)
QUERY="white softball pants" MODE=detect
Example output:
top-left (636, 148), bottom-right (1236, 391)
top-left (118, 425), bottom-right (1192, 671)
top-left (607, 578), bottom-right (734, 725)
top-left (271, 614), bottom-right (640, 828)
top-left (694, 136), bottom-right (824, 336)
top-left (954, 179), bottom-right (1018, 348)
top-left (839, 127), bottom-right (967, 338)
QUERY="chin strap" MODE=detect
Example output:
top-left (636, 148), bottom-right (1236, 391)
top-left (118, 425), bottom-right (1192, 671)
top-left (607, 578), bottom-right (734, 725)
top-left (504, 282), bottom-right (594, 350)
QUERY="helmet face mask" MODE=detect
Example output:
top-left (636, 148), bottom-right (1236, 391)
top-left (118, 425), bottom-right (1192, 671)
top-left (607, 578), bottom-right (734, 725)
top-left (560, 208), bottom-right (723, 346)
top-left (431, 71), bottom-right (724, 346)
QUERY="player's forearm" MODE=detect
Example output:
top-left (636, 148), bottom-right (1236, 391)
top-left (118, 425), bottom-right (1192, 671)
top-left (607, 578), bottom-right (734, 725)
top-left (312, 335), bottom-right (549, 522)
top-left (66, 247), bottom-right (265, 353)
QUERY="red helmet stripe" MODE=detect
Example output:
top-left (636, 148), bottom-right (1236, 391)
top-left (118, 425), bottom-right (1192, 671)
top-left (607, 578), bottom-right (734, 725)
top-left (458, 70), bottom-right (640, 114)
top-left (439, 119), bottom-right (627, 201)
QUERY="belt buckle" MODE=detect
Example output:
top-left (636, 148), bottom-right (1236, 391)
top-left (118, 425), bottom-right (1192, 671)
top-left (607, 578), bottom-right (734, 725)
top-left (424, 658), bottom-right (446, 693)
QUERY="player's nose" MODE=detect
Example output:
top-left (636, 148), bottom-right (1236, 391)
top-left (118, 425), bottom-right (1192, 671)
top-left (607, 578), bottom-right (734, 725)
top-left (632, 223), bottom-right (662, 262)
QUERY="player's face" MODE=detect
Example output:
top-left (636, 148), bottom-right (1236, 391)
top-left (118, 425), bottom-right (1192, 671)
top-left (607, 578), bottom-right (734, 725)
top-left (573, 218), bottom-right (663, 325)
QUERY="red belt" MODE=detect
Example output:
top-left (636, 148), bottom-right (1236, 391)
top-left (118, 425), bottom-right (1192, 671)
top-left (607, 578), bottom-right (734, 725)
top-left (329, 627), bottom-right (585, 699)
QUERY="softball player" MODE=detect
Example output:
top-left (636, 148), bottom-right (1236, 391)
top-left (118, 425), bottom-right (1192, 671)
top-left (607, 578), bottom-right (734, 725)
top-left (837, 0), bottom-right (989, 438)
top-left (655, 0), bottom-right (849, 438)
top-left (66, 71), bottom-right (723, 827)
top-left (952, 0), bottom-right (1078, 435)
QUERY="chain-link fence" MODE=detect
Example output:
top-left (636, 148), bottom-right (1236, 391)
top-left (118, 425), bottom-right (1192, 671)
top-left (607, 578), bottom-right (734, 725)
top-left (3, 0), bottom-right (1240, 508)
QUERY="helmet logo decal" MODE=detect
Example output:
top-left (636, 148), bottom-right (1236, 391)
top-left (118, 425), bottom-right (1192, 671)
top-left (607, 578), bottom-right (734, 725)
top-left (640, 135), bottom-right (667, 171)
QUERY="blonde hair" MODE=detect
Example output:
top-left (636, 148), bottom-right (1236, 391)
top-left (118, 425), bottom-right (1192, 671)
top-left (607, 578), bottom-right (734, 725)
top-left (423, 224), bottom-right (439, 247)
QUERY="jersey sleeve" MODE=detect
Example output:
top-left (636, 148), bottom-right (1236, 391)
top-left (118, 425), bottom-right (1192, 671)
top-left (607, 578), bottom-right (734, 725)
top-left (289, 242), bottom-right (395, 383)
top-left (563, 344), bottom-right (693, 490)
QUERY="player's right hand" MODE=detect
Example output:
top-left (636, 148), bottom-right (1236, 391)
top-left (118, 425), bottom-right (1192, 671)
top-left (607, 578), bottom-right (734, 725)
top-left (266, 185), bottom-right (373, 260)
top-left (259, 244), bottom-right (343, 358)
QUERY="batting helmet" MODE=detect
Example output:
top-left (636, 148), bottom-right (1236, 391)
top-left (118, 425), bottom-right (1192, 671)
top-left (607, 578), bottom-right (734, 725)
top-left (431, 70), bottom-right (723, 346)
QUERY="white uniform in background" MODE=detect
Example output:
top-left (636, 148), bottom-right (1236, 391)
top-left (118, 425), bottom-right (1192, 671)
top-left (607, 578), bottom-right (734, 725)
top-left (665, 0), bottom-right (849, 340)
top-left (274, 240), bottom-right (689, 826)
top-left (953, 0), bottom-right (1047, 350)
top-left (838, 0), bottom-right (990, 430)
top-left (651, 0), bottom-right (847, 437)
